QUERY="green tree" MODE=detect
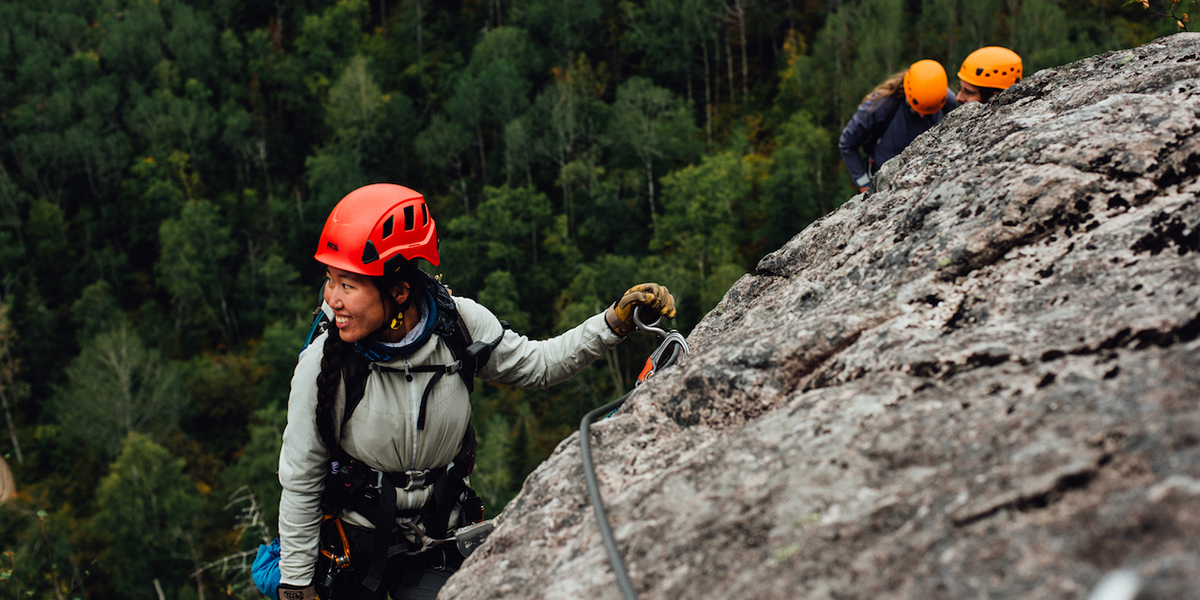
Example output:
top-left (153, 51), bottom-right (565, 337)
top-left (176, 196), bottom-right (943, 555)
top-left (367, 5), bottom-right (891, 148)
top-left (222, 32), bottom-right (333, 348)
top-left (608, 77), bottom-right (701, 220)
top-left (621, 0), bottom-right (719, 106)
top-left (847, 0), bottom-right (906, 103)
top-left (961, 0), bottom-right (1004, 54)
top-left (654, 149), bottom-right (759, 323)
top-left (219, 403), bottom-right (287, 546)
top-left (157, 198), bottom-right (241, 347)
top-left (294, 0), bottom-right (370, 100)
top-left (71, 280), bottom-right (124, 346)
top-left (253, 316), bottom-right (313, 410)
top-left (477, 270), bottom-right (532, 333)
top-left (556, 254), bottom-right (643, 391)
top-left (447, 26), bottom-right (539, 186)
top-left (917, 0), bottom-right (960, 63)
top-left (25, 199), bottom-right (73, 303)
top-left (532, 79), bottom-right (589, 231)
top-left (443, 185), bottom-right (555, 318)
top-left (761, 110), bottom-right (836, 248)
top-left (52, 326), bottom-right (188, 461)
top-left (470, 412), bottom-right (516, 514)
top-left (0, 170), bottom-right (29, 281)
top-left (471, 27), bottom-right (539, 127)
top-left (524, 0), bottom-right (603, 59)
top-left (415, 115), bottom-right (474, 215)
top-left (0, 503), bottom-right (86, 600)
top-left (90, 433), bottom-right (204, 600)
top-left (305, 54), bottom-right (388, 216)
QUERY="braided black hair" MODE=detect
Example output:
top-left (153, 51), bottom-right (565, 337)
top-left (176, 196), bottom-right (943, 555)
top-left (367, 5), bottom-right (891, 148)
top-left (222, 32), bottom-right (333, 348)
top-left (314, 326), bottom-right (347, 452)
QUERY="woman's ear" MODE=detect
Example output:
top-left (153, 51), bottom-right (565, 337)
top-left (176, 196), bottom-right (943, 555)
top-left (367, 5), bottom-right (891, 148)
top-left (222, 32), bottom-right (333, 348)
top-left (390, 282), bottom-right (411, 305)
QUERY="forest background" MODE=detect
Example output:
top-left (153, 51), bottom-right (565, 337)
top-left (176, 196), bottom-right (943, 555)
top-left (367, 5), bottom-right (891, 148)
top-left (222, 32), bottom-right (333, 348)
top-left (0, 0), bottom-right (1179, 598)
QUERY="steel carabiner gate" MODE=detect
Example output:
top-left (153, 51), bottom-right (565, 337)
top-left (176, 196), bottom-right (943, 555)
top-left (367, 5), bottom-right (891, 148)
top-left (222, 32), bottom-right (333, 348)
top-left (632, 308), bottom-right (690, 385)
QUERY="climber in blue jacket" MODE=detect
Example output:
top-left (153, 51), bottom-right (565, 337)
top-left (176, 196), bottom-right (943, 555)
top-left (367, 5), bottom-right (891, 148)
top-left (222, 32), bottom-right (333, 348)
top-left (839, 59), bottom-right (957, 192)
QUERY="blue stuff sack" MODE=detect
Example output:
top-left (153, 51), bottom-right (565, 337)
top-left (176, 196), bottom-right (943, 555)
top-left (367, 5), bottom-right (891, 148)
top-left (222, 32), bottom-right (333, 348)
top-left (252, 538), bottom-right (282, 598)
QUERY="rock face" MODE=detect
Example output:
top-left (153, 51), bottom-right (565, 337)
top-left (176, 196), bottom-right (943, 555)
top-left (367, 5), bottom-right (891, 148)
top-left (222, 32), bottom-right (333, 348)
top-left (445, 33), bottom-right (1200, 600)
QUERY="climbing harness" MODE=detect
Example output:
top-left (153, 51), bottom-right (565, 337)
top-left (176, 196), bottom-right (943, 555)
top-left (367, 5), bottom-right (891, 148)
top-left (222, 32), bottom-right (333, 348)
top-left (580, 309), bottom-right (689, 600)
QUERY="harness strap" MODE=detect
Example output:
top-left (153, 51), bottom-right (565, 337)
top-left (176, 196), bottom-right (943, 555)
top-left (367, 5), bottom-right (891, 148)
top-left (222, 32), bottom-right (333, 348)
top-left (360, 478), bottom-right (396, 592)
top-left (353, 463), bottom-right (449, 592)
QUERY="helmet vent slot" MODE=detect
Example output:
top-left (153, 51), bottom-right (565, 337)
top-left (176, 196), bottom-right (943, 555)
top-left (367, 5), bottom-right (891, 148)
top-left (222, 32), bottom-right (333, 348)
top-left (421, 203), bottom-right (428, 226)
top-left (404, 206), bottom-right (415, 231)
top-left (382, 216), bottom-right (394, 238)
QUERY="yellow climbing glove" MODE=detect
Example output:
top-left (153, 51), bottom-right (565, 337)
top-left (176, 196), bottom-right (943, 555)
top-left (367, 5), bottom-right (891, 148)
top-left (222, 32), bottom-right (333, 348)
top-left (605, 283), bottom-right (677, 336)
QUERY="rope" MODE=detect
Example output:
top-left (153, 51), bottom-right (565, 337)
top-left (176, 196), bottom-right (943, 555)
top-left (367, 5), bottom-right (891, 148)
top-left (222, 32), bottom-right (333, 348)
top-left (580, 391), bottom-right (638, 600)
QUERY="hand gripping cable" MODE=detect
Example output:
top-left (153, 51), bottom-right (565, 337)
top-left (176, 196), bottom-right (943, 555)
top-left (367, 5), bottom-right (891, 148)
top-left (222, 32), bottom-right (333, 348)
top-left (580, 308), bottom-right (689, 600)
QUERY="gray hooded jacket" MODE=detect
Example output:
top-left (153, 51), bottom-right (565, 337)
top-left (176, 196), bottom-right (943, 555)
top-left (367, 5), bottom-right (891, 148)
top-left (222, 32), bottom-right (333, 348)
top-left (277, 296), bottom-right (624, 585)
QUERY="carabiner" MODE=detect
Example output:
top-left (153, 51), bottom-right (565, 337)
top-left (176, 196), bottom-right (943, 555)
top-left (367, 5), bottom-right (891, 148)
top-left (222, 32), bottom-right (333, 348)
top-left (319, 515), bottom-right (353, 570)
top-left (632, 307), bottom-right (668, 340)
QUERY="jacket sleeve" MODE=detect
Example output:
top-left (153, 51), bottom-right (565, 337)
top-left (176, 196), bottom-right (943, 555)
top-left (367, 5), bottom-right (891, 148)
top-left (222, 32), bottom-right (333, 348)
top-left (277, 335), bottom-right (334, 587)
top-left (839, 95), bottom-right (888, 188)
top-left (457, 297), bottom-right (625, 390)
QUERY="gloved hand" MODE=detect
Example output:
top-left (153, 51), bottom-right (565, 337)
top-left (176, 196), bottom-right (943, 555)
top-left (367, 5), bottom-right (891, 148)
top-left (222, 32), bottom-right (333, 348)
top-left (277, 584), bottom-right (318, 600)
top-left (605, 283), bottom-right (677, 336)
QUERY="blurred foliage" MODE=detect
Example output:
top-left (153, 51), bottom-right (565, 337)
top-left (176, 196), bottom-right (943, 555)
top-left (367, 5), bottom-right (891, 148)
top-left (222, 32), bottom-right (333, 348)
top-left (0, 0), bottom-right (1169, 595)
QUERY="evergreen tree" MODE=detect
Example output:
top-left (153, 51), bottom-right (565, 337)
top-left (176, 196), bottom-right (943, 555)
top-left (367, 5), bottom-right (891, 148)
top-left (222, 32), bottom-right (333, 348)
top-left (90, 433), bottom-right (204, 600)
top-left (52, 326), bottom-right (188, 461)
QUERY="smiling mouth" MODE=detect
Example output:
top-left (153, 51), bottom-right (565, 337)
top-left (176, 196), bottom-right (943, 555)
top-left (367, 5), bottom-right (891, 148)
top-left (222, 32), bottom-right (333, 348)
top-left (335, 315), bottom-right (350, 326)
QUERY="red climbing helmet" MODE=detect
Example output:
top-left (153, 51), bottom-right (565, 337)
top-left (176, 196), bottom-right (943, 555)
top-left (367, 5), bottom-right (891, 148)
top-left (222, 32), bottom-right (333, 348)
top-left (957, 47), bottom-right (1023, 90)
top-left (315, 183), bottom-right (440, 275)
top-left (903, 59), bottom-right (949, 115)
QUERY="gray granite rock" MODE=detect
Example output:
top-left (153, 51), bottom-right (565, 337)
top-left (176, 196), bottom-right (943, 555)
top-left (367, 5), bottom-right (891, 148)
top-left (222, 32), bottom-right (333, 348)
top-left (445, 33), bottom-right (1200, 600)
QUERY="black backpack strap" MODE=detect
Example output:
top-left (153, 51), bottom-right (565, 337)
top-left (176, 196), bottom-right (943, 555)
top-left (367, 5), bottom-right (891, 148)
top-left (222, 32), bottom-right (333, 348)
top-left (425, 423), bottom-right (479, 540)
top-left (341, 352), bottom-right (370, 426)
top-left (447, 315), bottom-right (509, 394)
top-left (359, 477), bottom-right (396, 592)
top-left (300, 285), bottom-right (332, 355)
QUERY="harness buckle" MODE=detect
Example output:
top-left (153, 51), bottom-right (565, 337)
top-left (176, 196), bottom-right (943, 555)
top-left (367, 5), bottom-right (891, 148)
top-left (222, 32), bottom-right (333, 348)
top-left (369, 469), bottom-right (384, 490)
top-left (445, 360), bottom-right (461, 375)
top-left (403, 469), bottom-right (428, 491)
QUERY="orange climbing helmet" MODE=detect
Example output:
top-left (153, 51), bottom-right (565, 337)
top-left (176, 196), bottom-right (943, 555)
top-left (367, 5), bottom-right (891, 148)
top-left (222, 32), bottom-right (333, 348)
top-left (957, 46), bottom-right (1023, 90)
top-left (903, 59), bottom-right (949, 115)
top-left (315, 183), bottom-right (440, 276)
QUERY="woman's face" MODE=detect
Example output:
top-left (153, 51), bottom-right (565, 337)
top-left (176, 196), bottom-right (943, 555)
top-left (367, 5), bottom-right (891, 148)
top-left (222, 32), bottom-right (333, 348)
top-left (324, 267), bottom-right (390, 343)
top-left (957, 81), bottom-right (983, 104)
